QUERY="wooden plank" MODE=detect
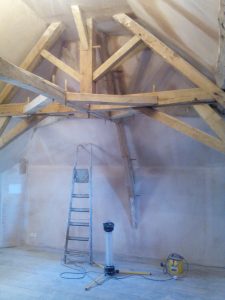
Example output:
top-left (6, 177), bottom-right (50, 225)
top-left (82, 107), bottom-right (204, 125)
top-left (116, 122), bottom-right (137, 228)
top-left (0, 57), bottom-right (65, 103)
top-left (71, 5), bottom-right (89, 50)
top-left (139, 108), bottom-right (225, 153)
top-left (0, 116), bottom-right (45, 149)
top-left (66, 92), bottom-right (157, 106)
top-left (114, 13), bottom-right (225, 108)
top-left (0, 102), bottom-right (76, 116)
top-left (67, 88), bottom-right (210, 106)
top-left (93, 36), bottom-right (142, 81)
top-left (23, 95), bottom-right (52, 114)
top-left (0, 22), bottom-right (64, 104)
top-left (194, 105), bottom-right (225, 142)
top-left (41, 49), bottom-right (81, 82)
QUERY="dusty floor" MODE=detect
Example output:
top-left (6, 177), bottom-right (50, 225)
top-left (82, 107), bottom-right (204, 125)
top-left (0, 247), bottom-right (224, 300)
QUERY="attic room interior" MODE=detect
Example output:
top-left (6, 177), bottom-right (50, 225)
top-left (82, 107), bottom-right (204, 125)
top-left (0, 0), bottom-right (225, 299)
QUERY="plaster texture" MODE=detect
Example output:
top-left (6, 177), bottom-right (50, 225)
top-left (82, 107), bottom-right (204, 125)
top-left (0, 116), bottom-right (225, 266)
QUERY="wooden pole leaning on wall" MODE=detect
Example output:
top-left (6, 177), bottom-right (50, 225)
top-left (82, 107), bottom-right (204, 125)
top-left (116, 121), bottom-right (137, 228)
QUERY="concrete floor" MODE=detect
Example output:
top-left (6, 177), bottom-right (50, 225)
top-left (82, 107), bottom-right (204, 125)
top-left (0, 248), bottom-right (224, 300)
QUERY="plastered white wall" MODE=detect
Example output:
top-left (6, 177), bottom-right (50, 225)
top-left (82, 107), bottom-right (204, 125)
top-left (1, 116), bottom-right (223, 265)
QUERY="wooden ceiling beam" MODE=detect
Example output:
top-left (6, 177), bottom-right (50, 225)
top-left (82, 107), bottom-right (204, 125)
top-left (139, 108), bottom-right (225, 154)
top-left (113, 13), bottom-right (225, 109)
top-left (0, 102), bottom-right (76, 116)
top-left (0, 22), bottom-right (64, 135)
top-left (71, 5), bottom-right (89, 50)
top-left (0, 57), bottom-right (65, 104)
top-left (0, 22), bottom-right (64, 104)
top-left (41, 49), bottom-right (81, 82)
top-left (194, 104), bottom-right (225, 142)
top-left (93, 36), bottom-right (142, 81)
top-left (66, 92), bottom-right (157, 106)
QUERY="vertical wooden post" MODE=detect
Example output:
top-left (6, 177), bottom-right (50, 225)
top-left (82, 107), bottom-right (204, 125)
top-left (80, 18), bottom-right (95, 94)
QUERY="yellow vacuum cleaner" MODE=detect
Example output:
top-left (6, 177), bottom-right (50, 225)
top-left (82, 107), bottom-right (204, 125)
top-left (161, 253), bottom-right (185, 276)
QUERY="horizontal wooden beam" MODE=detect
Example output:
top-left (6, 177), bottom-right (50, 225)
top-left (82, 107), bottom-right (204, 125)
top-left (66, 92), bottom-right (157, 106)
top-left (41, 49), bottom-right (81, 82)
top-left (0, 102), bottom-right (76, 117)
top-left (0, 57), bottom-right (65, 103)
top-left (93, 36), bottom-right (142, 81)
top-left (67, 88), bottom-right (211, 107)
top-left (139, 108), bottom-right (225, 153)
top-left (114, 13), bottom-right (225, 108)
top-left (0, 88), bottom-right (214, 116)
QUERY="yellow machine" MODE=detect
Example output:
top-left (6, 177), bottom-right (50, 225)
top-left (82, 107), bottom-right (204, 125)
top-left (167, 253), bottom-right (184, 275)
top-left (161, 253), bottom-right (185, 276)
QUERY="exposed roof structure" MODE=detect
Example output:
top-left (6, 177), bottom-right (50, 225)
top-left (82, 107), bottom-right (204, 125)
top-left (0, 1), bottom-right (225, 156)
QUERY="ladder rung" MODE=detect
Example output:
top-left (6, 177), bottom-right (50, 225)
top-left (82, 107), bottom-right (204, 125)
top-left (68, 236), bottom-right (89, 241)
top-left (69, 221), bottom-right (89, 227)
top-left (65, 249), bottom-right (89, 256)
top-left (72, 194), bottom-right (89, 198)
top-left (70, 208), bottom-right (90, 213)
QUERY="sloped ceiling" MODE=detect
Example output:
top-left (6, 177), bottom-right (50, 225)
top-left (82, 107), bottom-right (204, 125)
top-left (0, 0), bottom-right (221, 79)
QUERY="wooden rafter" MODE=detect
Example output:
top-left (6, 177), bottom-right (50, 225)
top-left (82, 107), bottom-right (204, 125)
top-left (0, 22), bottom-right (64, 104)
top-left (0, 57), bottom-right (65, 103)
top-left (193, 105), bottom-right (225, 142)
top-left (139, 108), bottom-right (225, 153)
top-left (113, 13), bottom-right (225, 109)
top-left (0, 22), bottom-right (64, 135)
top-left (71, 5), bottom-right (89, 50)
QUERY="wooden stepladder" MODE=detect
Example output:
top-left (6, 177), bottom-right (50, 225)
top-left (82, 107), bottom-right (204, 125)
top-left (64, 144), bottom-right (93, 264)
